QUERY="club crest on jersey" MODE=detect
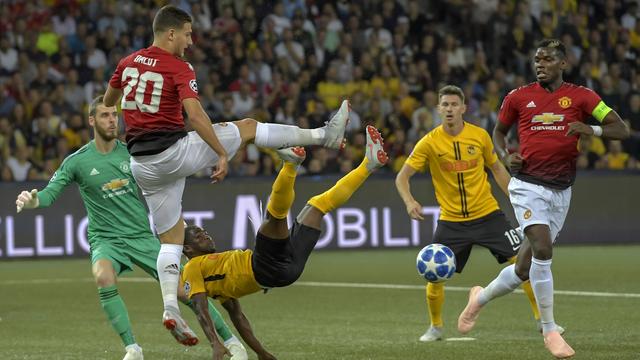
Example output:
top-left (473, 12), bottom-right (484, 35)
top-left (184, 281), bottom-right (191, 294)
top-left (189, 79), bottom-right (198, 93)
top-left (467, 145), bottom-right (476, 155)
top-left (119, 161), bottom-right (130, 173)
top-left (558, 96), bottom-right (572, 109)
top-left (524, 209), bottom-right (532, 220)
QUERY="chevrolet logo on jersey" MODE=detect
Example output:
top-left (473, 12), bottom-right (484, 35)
top-left (101, 178), bottom-right (130, 191)
top-left (531, 113), bottom-right (566, 131)
top-left (532, 113), bottom-right (564, 124)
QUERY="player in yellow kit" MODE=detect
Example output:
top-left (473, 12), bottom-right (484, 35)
top-left (180, 126), bottom-right (389, 360)
top-left (395, 85), bottom-right (562, 341)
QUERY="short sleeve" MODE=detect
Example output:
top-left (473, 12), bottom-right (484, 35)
top-left (404, 136), bottom-right (431, 172)
top-left (579, 87), bottom-right (610, 123)
top-left (497, 91), bottom-right (518, 126)
top-left (181, 260), bottom-right (206, 299)
top-left (174, 62), bottom-right (199, 102)
top-left (481, 130), bottom-right (498, 166)
top-left (109, 58), bottom-right (125, 89)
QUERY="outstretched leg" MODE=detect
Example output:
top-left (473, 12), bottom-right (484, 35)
top-left (234, 100), bottom-right (351, 150)
top-left (301, 126), bottom-right (388, 228)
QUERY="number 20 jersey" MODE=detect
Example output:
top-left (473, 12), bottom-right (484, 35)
top-left (109, 46), bottom-right (199, 155)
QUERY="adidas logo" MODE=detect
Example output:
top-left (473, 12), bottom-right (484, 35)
top-left (164, 263), bottom-right (179, 275)
top-left (526, 101), bottom-right (536, 108)
top-left (90, 168), bottom-right (100, 176)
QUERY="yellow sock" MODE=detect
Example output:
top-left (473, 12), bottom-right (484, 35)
top-left (426, 282), bottom-right (445, 327)
top-left (508, 256), bottom-right (540, 320)
top-left (307, 158), bottom-right (371, 214)
top-left (266, 162), bottom-right (297, 219)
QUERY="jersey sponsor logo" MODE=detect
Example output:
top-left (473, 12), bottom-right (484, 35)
top-left (189, 79), bottom-right (198, 93)
top-left (101, 178), bottom-right (130, 191)
top-left (526, 101), bottom-right (536, 108)
top-left (119, 161), bottom-right (130, 173)
top-left (558, 96), bottom-right (572, 109)
top-left (531, 113), bottom-right (565, 131)
top-left (467, 145), bottom-right (476, 155)
top-left (90, 168), bottom-right (100, 176)
top-left (439, 158), bottom-right (479, 172)
top-left (523, 209), bottom-right (532, 220)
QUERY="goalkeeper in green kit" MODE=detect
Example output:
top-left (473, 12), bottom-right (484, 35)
top-left (15, 96), bottom-right (247, 360)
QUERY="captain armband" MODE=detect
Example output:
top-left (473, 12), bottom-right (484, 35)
top-left (591, 101), bottom-right (613, 123)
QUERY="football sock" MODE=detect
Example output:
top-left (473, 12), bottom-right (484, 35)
top-left (530, 257), bottom-right (556, 335)
top-left (508, 257), bottom-right (540, 320)
top-left (157, 244), bottom-right (183, 312)
top-left (307, 158), bottom-right (370, 214)
top-left (183, 299), bottom-right (233, 341)
top-left (255, 122), bottom-right (325, 148)
top-left (426, 282), bottom-right (445, 327)
top-left (266, 162), bottom-right (297, 219)
top-left (477, 264), bottom-right (523, 306)
top-left (98, 285), bottom-right (135, 346)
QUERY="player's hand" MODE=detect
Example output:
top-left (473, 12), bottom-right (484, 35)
top-left (16, 189), bottom-right (39, 213)
top-left (211, 155), bottom-right (229, 184)
top-left (212, 344), bottom-right (231, 360)
top-left (565, 122), bottom-right (593, 137)
top-left (406, 200), bottom-right (425, 221)
top-left (505, 153), bottom-right (524, 172)
top-left (258, 351), bottom-right (277, 360)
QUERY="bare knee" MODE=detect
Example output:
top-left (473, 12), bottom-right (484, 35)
top-left (93, 260), bottom-right (117, 288)
top-left (296, 205), bottom-right (324, 230)
top-left (514, 261), bottom-right (530, 281)
top-left (234, 118), bottom-right (258, 144)
top-left (258, 213), bottom-right (289, 239)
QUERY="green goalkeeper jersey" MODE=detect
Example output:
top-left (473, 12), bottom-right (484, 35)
top-left (38, 140), bottom-right (152, 243)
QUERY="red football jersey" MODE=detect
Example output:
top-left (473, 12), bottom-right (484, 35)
top-left (109, 46), bottom-right (199, 155)
top-left (498, 82), bottom-right (602, 189)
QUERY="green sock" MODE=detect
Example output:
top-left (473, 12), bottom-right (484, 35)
top-left (184, 299), bottom-right (233, 341)
top-left (98, 285), bottom-right (135, 346)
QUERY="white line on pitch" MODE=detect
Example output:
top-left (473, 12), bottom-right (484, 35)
top-left (1, 278), bottom-right (639, 299)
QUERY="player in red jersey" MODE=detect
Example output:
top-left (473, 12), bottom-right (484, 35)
top-left (103, 5), bottom-right (350, 346)
top-left (457, 39), bottom-right (629, 359)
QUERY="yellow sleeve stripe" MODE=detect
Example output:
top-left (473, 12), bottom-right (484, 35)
top-left (592, 101), bottom-right (612, 123)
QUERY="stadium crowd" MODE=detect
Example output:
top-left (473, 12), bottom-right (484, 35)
top-left (0, 0), bottom-right (639, 181)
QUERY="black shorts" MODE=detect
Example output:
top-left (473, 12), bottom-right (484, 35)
top-left (251, 221), bottom-right (321, 288)
top-left (433, 210), bottom-right (521, 273)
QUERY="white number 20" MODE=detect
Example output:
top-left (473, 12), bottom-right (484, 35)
top-left (121, 67), bottom-right (164, 113)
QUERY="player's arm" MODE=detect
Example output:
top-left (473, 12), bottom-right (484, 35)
top-left (16, 160), bottom-right (74, 212)
top-left (103, 85), bottom-right (122, 108)
top-left (191, 292), bottom-right (231, 359)
top-left (183, 98), bottom-right (229, 183)
top-left (395, 164), bottom-right (424, 221)
top-left (493, 122), bottom-right (523, 172)
top-left (221, 298), bottom-right (276, 360)
top-left (489, 161), bottom-right (511, 197)
top-left (566, 103), bottom-right (630, 140)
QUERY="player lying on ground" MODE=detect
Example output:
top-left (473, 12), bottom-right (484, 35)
top-left (104, 5), bottom-right (352, 343)
top-left (395, 85), bottom-right (562, 342)
top-left (14, 97), bottom-right (247, 360)
top-left (180, 126), bottom-right (389, 359)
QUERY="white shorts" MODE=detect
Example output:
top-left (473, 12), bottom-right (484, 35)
top-left (130, 123), bottom-right (242, 234)
top-left (508, 177), bottom-right (572, 243)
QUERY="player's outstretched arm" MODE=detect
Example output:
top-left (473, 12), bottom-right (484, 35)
top-left (183, 98), bottom-right (229, 183)
top-left (191, 293), bottom-right (231, 359)
top-left (395, 164), bottom-right (425, 221)
top-left (16, 189), bottom-right (39, 213)
top-left (221, 298), bottom-right (276, 360)
top-left (103, 85), bottom-right (122, 107)
top-left (489, 161), bottom-right (511, 197)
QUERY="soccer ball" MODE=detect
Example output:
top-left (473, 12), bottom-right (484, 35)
top-left (416, 243), bottom-right (456, 282)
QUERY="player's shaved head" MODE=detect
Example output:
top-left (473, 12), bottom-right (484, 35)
top-left (153, 5), bottom-right (192, 35)
top-left (537, 39), bottom-right (567, 59)
top-left (184, 225), bottom-right (200, 246)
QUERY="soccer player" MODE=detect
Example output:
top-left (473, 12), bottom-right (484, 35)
top-left (395, 85), bottom-right (551, 342)
top-left (103, 5), bottom-right (350, 342)
top-left (14, 97), bottom-right (247, 360)
top-left (180, 126), bottom-right (389, 360)
top-left (457, 39), bottom-right (629, 359)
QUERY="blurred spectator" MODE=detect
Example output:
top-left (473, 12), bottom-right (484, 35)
top-left (598, 140), bottom-right (632, 170)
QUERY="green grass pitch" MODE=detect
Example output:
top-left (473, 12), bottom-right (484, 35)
top-left (1, 245), bottom-right (639, 359)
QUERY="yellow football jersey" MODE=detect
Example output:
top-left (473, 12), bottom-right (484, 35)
top-left (404, 123), bottom-right (500, 221)
top-left (181, 250), bottom-right (262, 303)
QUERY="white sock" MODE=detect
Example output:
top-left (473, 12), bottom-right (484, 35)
top-left (157, 243), bottom-right (183, 312)
top-left (477, 264), bottom-right (524, 305)
top-left (224, 335), bottom-right (240, 346)
top-left (530, 257), bottom-right (556, 334)
top-left (125, 343), bottom-right (142, 352)
top-left (254, 122), bottom-right (325, 148)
